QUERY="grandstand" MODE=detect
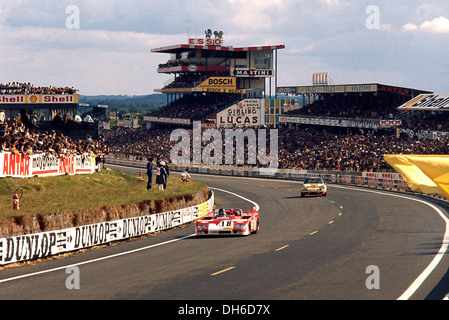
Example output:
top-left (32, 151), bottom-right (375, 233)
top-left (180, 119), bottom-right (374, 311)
top-left (101, 31), bottom-right (449, 173)
top-left (146, 31), bottom-right (284, 128)
top-left (0, 82), bottom-right (99, 139)
top-left (146, 32), bottom-right (434, 131)
top-left (277, 82), bottom-right (433, 130)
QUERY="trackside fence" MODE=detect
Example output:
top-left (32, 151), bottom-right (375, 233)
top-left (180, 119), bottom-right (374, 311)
top-left (0, 187), bottom-right (214, 265)
top-left (105, 154), bottom-right (413, 193)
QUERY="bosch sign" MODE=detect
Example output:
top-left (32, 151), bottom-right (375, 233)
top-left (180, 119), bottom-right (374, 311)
top-left (196, 77), bottom-right (236, 90)
top-left (208, 78), bottom-right (234, 86)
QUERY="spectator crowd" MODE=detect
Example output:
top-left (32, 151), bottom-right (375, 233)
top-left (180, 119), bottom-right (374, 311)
top-left (100, 90), bottom-right (449, 173)
top-left (287, 97), bottom-right (400, 121)
top-left (277, 126), bottom-right (449, 171)
top-left (3, 80), bottom-right (447, 173)
top-left (147, 94), bottom-right (240, 121)
top-left (100, 123), bottom-right (449, 172)
top-left (0, 82), bottom-right (78, 95)
top-left (0, 110), bottom-right (108, 159)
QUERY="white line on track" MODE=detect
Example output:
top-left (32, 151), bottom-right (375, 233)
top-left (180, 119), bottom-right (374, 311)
top-left (0, 234), bottom-right (196, 284)
top-left (0, 187), bottom-right (259, 285)
top-left (331, 185), bottom-right (449, 300)
top-left (209, 187), bottom-right (260, 211)
top-left (111, 166), bottom-right (449, 299)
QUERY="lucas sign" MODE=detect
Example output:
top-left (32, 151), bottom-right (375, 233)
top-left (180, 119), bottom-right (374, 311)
top-left (216, 99), bottom-right (262, 127)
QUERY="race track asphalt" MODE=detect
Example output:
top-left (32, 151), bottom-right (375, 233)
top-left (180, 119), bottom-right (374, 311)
top-left (1, 164), bottom-right (449, 302)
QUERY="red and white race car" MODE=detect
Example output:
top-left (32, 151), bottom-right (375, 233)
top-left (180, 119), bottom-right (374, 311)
top-left (196, 207), bottom-right (260, 236)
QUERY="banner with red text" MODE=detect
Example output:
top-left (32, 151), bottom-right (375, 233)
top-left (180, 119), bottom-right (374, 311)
top-left (1, 152), bottom-right (95, 178)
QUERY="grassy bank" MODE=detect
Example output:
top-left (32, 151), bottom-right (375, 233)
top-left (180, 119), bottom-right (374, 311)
top-left (0, 169), bottom-right (206, 219)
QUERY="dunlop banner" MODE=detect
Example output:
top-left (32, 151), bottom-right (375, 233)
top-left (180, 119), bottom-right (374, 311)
top-left (0, 191), bottom-right (214, 264)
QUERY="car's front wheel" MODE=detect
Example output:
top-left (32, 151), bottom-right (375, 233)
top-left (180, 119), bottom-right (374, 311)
top-left (253, 219), bottom-right (259, 233)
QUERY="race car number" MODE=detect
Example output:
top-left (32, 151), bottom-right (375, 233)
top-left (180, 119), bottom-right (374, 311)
top-left (219, 221), bottom-right (233, 229)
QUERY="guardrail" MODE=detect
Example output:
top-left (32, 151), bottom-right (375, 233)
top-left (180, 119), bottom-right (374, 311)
top-left (105, 155), bottom-right (413, 193)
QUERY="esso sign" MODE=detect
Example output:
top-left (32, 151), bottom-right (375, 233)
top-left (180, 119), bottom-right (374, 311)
top-left (189, 38), bottom-right (222, 46)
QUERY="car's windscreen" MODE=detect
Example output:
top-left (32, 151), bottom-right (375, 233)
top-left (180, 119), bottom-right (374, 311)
top-left (304, 179), bottom-right (323, 184)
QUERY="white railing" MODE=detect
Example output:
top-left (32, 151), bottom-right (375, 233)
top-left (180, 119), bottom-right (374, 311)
top-left (105, 155), bottom-right (413, 193)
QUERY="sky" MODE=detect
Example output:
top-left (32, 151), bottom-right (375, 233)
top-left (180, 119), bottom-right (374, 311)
top-left (0, 0), bottom-right (448, 96)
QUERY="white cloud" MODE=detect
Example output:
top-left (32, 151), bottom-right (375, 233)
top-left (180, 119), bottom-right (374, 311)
top-left (403, 16), bottom-right (449, 34)
top-left (0, 25), bottom-right (186, 95)
top-left (0, 26), bottom-right (185, 52)
top-left (421, 16), bottom-right (449, 33)
top-left (1, 1), bottom-right (449, 94)
top-left (402, 23), bottom-right (418, 31)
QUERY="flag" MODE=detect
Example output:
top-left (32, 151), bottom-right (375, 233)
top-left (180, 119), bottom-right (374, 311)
top-left (384, 154), bottom-right (449, 198)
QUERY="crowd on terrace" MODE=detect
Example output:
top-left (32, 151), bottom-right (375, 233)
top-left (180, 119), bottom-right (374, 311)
top-left (101, 90), bottom-right (449, 172)
top-left (277, 126), bottom-right (449, 171)
top-left (401, 112), bottom-right (449, 132)
top-left (0, 110), bottom-right (108, 158)
top-left (0, 82), bottom-right (78, 95)
top-left (285, 97), bottom-right (402, 121)
top-left (2, 80), bottom-right (447, 172)
top-left (0, 82), bottom-right (106, 158)
top-left (147, 94), bottom-right (239, 121)
top-left (100, 123), bottom-right (449, 172)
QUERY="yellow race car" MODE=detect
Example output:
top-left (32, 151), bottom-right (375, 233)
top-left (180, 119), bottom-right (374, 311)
top-left (301, 177), bottom-right (327, 197)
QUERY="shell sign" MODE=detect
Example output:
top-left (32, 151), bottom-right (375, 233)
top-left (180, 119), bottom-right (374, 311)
top-left (0, 94), bottom-right (78, 104)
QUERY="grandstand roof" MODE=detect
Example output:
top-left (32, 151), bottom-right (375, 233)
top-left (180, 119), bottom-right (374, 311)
top-left (277, 83), bottom-right (432, 96)
top-left (151, 43), bottom-right (285, 54)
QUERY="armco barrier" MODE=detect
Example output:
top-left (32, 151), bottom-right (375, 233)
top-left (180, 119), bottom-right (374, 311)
top-left (105, 155), bottom-right (412, 193)
top-left (0, 191), bottom-right (214, 265)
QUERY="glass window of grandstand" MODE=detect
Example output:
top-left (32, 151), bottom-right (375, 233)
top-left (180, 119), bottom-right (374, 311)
top-left (253, 52), bottom-right (272, 69)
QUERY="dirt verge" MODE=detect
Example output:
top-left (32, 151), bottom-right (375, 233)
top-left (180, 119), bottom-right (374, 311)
top-left (0, 186), bottom-right (210, 238)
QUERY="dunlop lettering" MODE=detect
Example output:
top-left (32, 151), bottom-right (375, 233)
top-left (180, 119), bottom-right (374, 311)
top-left (155, 212), bottom-right (173, 231)
top-left (122, 216), bottom-right (151, 238)
top-left (4, 233), bottom-right (57, 263)
top-left (0, 192), bottom-right (214, 265)
top-left (74, 223), bottom-right (113, 249)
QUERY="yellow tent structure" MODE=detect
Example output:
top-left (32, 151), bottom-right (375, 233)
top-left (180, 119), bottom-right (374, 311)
top-left (384, 154), bottom-right (449, 199)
